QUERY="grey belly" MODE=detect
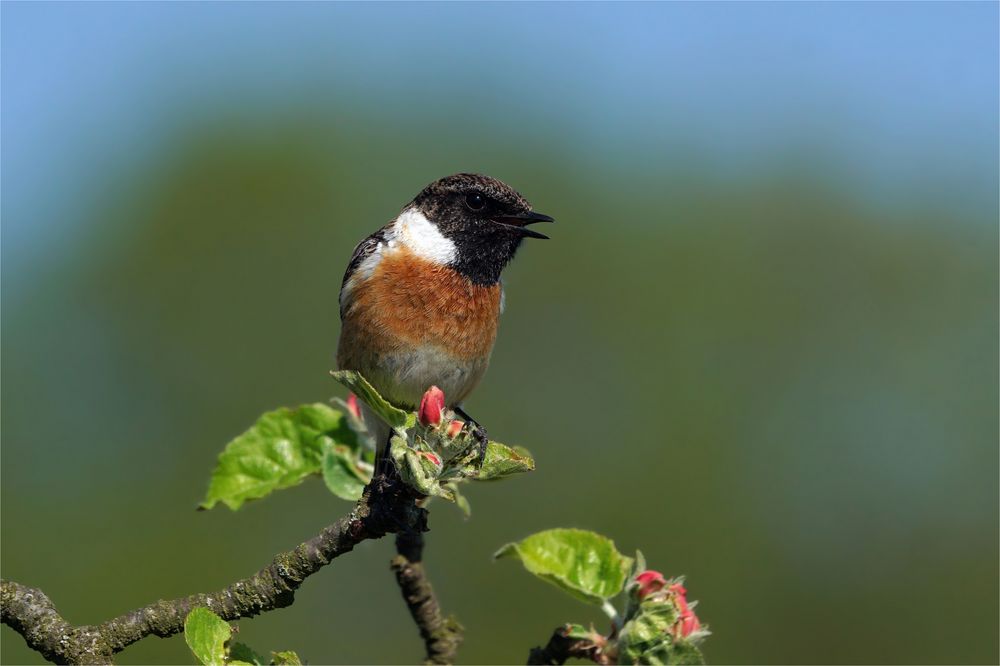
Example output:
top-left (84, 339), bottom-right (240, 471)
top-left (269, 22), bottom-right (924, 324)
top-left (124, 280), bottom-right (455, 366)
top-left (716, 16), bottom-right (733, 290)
top-left (361, 345), bottom-right (489, 409)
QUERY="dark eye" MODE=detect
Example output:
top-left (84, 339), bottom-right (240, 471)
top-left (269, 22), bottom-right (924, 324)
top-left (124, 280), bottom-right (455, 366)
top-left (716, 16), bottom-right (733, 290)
top-left (465, 193), bottom-right (485, 210)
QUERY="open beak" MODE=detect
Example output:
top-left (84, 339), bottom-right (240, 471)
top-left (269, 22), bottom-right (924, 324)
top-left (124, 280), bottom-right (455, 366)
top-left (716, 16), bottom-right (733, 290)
top-left (495, 210), bottom-right (555, 239)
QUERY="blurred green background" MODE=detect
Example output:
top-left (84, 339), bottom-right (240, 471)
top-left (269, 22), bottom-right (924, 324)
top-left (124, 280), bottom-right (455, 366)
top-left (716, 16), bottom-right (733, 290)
top-left (2, 2), bottom-right (997, 664)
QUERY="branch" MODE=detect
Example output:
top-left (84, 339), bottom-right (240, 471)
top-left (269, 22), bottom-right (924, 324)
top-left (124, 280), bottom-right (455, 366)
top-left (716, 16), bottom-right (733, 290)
top-left (2, 475), bottom-right (426, 665)
top-left (527, 625), bottom-right (611, 665)
top-left (391, 530), bottom-right (463, 665)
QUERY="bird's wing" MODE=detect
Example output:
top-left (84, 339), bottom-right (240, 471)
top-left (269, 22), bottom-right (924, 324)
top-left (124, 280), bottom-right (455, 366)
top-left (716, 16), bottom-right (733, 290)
top-left (339, 221), bottom-right (394, 318)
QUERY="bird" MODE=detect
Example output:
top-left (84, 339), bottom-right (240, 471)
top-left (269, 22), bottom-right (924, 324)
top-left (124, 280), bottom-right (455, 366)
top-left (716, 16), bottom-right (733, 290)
top-left (336, 173), bottom-right (553, 460)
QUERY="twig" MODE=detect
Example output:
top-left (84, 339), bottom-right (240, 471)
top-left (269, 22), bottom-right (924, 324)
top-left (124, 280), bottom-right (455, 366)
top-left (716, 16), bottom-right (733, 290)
top-left (527, 625), bottom-right (611, 665)
top-left (390, 530), bottom-right (463, 665)
top-left (1, 475), bottom-right (426, 665)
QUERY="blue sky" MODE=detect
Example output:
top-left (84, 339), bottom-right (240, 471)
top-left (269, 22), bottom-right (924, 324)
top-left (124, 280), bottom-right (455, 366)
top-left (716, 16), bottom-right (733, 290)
top-left (2, 2), bottom-right (998, 275)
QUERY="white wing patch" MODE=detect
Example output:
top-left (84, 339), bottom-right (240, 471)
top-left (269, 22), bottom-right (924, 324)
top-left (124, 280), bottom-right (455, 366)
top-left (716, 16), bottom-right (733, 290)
top-left (354, 239), bottom-right (388, 282)
top-left (342, 233), bottom-right (389, 306)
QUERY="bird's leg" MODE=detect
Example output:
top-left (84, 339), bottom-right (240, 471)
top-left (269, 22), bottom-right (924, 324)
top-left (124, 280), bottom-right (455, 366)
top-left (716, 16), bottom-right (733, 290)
top-left (454, 405), bottom-right (489, 466)
top-left (372, 431), bottom-right (397, 490)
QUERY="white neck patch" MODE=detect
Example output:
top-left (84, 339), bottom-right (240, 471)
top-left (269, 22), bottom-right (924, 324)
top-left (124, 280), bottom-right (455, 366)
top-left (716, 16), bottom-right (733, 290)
top-left (393, 207), bottom-right (457, 265)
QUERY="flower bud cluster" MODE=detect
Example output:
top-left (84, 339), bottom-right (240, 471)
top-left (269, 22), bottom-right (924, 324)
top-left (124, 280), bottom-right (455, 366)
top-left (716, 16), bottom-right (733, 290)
top-left (631, 569), bottom-right (703, 639)
top-left (387, 385), bottom-right (484, 506)
top-left (418, 385), bottom-right (466, 439)
top-left (332, 370), bottom-right (534, 515)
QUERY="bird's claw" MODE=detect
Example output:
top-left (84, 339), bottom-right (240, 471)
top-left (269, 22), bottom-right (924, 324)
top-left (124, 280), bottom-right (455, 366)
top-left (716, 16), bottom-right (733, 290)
top-left (454, 405), bottom-right (489, 467)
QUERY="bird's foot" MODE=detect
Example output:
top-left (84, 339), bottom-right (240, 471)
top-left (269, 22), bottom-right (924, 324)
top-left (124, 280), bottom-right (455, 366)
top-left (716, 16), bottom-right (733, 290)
top-left (454, 405), bottom-right (489, 468)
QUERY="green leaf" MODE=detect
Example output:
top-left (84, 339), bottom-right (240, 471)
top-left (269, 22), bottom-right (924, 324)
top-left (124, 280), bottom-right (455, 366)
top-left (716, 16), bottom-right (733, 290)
top-left (662, 641), bottom-right (706, 665)
top-left (451, 483), bottom-right (472, 517)
top-left (391, 435), bottom-right (443, 497)
top-left (563, 623), bottom-right (593, 640)
top-left (494, 528), bottom-right (634, 604)
top-left (270, 650), bottom-right (303, 665)
top-left (184, 607), bottom-right (231, 666)
top-left (201, 404), bottom-right (355, 511)
top-left (329, 370), bottom-right (414, 429)
top-left (322, 446), bottom-right (369, 501)
top-left (476, 442), bottom-right (535, 480)
top-left (228, 642), bottom-right (267, 666)
top-left (633, 549), bottom-right (647, 577)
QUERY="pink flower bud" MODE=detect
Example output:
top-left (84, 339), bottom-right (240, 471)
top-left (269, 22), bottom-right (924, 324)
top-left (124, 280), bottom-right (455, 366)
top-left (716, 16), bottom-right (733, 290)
top-left (418, 451), bottom-right (441, 466)
top-left (447, 420), bottom-right (464, 438)
top-left (669, 582), bottom-right (701, 637)
top-left (418, 386), bottom-right (446, 426)
top-left (669, 582), bottom-right (690, 614)
top-left (635, 570), bottom-right (667, 599)
top-left (677, 609), bottom-right (701, 637)
top-left (346, 393), bottom-right (362, 420)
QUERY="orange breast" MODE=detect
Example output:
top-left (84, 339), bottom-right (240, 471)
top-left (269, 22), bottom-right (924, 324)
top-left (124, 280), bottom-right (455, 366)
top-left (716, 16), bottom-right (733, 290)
top-left (339, 248), bottom-right (501, 362)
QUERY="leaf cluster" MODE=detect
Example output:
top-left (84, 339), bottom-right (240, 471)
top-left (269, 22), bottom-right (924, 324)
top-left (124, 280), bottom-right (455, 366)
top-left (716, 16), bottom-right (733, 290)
top-left (200, 370), bottom-right (534, 514)
top-left (497, 529), bottom-right (708, 664)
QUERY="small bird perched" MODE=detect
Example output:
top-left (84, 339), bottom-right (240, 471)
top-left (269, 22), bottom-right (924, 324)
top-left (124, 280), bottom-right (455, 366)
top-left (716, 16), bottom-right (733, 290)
top-left (336, 173), bottom-right (553, 456)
